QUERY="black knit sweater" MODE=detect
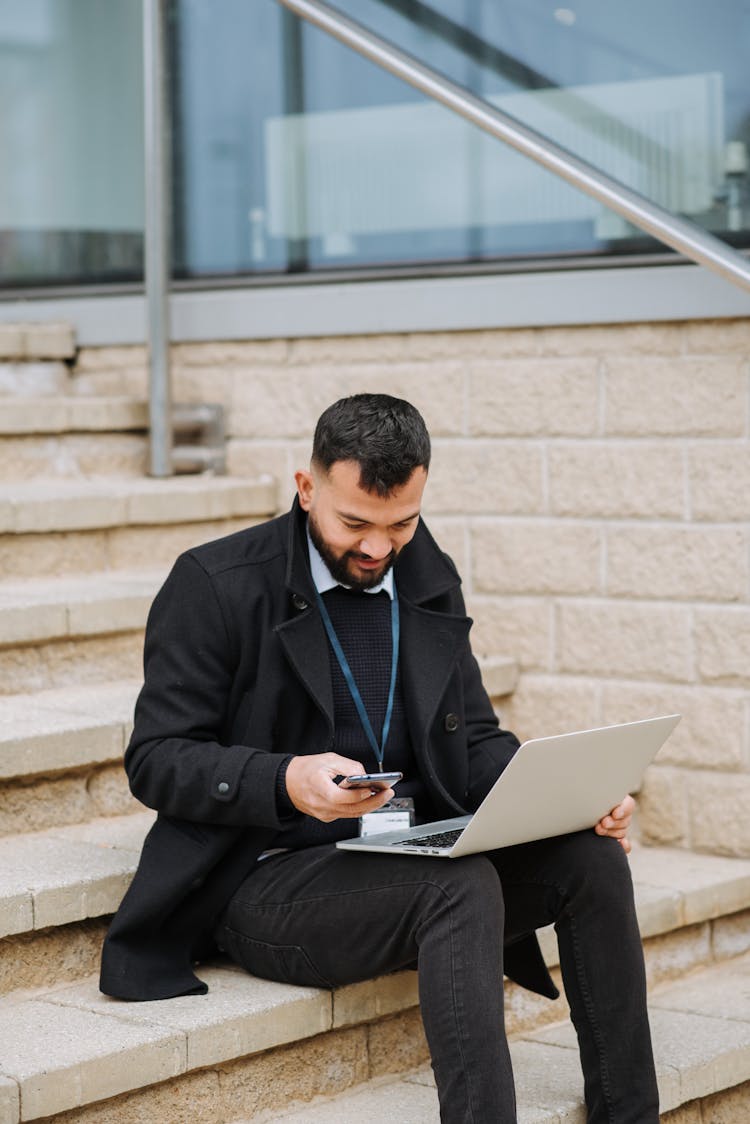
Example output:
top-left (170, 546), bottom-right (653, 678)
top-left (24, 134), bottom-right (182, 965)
top-left (271, 586), bottom-right (433, 849)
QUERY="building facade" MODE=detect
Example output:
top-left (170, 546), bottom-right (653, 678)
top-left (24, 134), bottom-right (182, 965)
top-left (2, 0), bottom-right (750, 857)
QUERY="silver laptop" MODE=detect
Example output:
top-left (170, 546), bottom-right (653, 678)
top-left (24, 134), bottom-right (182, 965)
top-left (337, 714), bottom-right (681, 858)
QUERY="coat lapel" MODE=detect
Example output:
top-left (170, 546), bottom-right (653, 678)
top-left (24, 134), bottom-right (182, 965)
top-left (275, 499), bottom-right (335, 732)
top-left (399, 598), bottom-right (471, 746)
top-left (399, 597), bottom-right (471, 815)
top-left (276, 609), bottom-right (334, 733)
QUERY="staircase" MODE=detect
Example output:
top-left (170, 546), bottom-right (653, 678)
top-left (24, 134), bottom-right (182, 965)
top-left (0, 324), bottom-right (749, 1123)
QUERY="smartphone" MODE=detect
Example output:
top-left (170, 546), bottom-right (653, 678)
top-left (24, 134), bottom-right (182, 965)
top-left (335, 771), bottom-right (403, 790)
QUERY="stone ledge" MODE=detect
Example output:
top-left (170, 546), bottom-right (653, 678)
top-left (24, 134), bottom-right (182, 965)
top-left (479, 655), bottom-right (519, 699)
top-left (0, 660), bottom-right (514, 782)
top-left (525, 953), bottom-right (750, 1115)
top-left (0, 970), bottom-right (334, 1121)
top-left (0, 813), bottom-right (154, 939)
top-left (535, 841), bottom-right (750, 969)
top-left (0, 570), bottom-right (168, 647)
top-left (0, 323), bottom-right (75, 361)
top-left (0, 475), bottom-right (277, 534)
top-left (260, 955), bottom-right (750, 1122)
top-left (0, 681), bottom-right (138, 780)
top-left (2, 955), bottom-right (749, 1123)
top-left (0, 1075), bottom-right (19, 1124)
top-left (0, 398), bottom-right (148, 436)
top-left (3, 815), bottom-right (750, 970)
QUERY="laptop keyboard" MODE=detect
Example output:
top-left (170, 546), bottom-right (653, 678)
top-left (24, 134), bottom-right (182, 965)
top-left (395, 828), bottom-right (463, 850)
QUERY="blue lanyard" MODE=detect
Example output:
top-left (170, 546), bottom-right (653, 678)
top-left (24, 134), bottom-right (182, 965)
top-left (314, 585), bottom-right (400, 772)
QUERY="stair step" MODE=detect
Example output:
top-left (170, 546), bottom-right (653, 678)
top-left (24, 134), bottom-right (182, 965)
top-left (0, 475), bottom-right (276, 534)
top-left (1, 825), bottom-right (748, 951)
top-left (1, 945), bottom-right (748, 1121)
top-left (0, 397), bottom-right (147, 436)
top-left (1, 815), bottom-right (749, 999)
top-left (0, 322), bottom-right (75, 362)
top-left (1, 671), bottom-right (516, 780)
top-left (0, 570), bottom-right (166, 648)
top-left (0, 813), bottom-right (154, 940)
top-left (257, 954), bottom-right (750, 1122)
top-left (0, 681), bottom-right (138, 780)
top-left (0, 578), bottom-right (517, 699)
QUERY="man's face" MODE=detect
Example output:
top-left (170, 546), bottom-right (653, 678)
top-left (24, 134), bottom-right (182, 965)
top-left (295, 460), bottom-right (428, 591)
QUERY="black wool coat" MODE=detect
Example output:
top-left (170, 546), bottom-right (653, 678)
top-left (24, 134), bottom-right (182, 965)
top-left (100, 499), bottom-right (558, 1003)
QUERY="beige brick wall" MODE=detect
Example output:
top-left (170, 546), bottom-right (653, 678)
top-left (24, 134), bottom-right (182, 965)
top-left (74, 316), bottom-right (750, 857)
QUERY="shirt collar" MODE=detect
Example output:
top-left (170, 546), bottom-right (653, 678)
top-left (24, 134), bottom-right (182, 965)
top-left (306, 525), bottom-right (394, 599)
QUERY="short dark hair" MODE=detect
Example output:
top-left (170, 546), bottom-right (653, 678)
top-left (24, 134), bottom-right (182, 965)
top-left (312, 393), bottom-right (431, 496)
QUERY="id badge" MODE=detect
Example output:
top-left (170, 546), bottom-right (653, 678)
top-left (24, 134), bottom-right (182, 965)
top-left (359, 797), bottom-right (416, 838)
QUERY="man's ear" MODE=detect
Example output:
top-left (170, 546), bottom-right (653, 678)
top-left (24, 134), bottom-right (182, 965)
top-left (295, 469), bottom-right (314, 511)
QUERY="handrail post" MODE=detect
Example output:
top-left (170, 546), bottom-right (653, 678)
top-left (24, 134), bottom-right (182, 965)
top-left (143, 0), bottom-right (173, 477)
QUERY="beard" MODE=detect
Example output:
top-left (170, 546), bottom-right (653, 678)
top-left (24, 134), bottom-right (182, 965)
top-left (308, 512), bottom-right (396, 592)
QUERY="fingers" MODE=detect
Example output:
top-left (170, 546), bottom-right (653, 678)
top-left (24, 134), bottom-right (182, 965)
top-left (284, 753), bottom-right (394, 822)
top-left (594, 794), bottom-right (635, 852)
top-left (320, 753), bottom-right (366, 779)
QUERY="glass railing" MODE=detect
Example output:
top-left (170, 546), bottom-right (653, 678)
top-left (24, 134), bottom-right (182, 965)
top-left (1, 0), bottom-right (748, 290)
top-left (173, 0), bottom-right (750, 281)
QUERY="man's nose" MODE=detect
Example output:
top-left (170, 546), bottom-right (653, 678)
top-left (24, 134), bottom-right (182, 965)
top-left (359, 533), bottom-right (391, 559)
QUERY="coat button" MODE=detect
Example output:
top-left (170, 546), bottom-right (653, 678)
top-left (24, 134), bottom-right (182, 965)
top-left (217, 781), bottom-right (230, 794)
top-left (292, 593), bottom-right (309, 611)
top-left (444, 713), bottom-right (459, 733)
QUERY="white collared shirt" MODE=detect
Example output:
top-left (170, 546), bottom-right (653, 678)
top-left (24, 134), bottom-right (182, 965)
top-left (306, 526), bottom-right (395, 600)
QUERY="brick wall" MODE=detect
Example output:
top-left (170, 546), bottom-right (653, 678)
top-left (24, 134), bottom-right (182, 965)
top-left (74, 317), bottom-right (750, 856)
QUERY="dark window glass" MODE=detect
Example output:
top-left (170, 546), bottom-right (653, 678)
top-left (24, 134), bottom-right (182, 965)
top-left (2, 1), bottom-right (749, 289)
top-left (0, 0), bottom-right (144, 288)
top-left (171, 0), bottom-right (750, 280)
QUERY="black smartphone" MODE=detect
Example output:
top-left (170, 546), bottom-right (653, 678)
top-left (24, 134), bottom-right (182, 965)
top-left (335, 771), bottom-right (403, 790)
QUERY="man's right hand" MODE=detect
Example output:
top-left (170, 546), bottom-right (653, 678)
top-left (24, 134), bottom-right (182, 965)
top-left (284, 753), bottom-right (394, 822)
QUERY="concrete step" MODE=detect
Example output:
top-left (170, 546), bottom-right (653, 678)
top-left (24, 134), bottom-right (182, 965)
top-left (0, 681), bottom-right (141, 838)
top-left (0, 657), bottom-right (516, 833)
top-left (257, 949), bottom-right (750, 1123)
top-left (0, 322), bottom-right (75, 364)
top-left (0, 569), bottom-right (166, 650)
top-left (0, 397), bottom-right (147, 436)
top-left (0, 567), bottom-right (164, 694)
top-left (0, 564), bottom-right (518, 691)
top-left (0, 667), bottom-right (515, 784)
top-left (0, 475), bottom-right (277, 535)
top-left (1, 807), bottom-right (749, 1003)
top-left (0, 681), bottom-right (138, 782)
top-left (0, 813), bottom-right (154, 994)
top-left (0, 431), bottom-right (148, 480)
top-left (1, 936), bottom-right (749, 1122)
top-left (0, 395), bottom-right (147, 481)
top-left (0, 475), bottom-right (277, 583)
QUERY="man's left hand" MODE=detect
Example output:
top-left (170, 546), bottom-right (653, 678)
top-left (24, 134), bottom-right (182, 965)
top-left (594, 794), bottom-right (635, 854)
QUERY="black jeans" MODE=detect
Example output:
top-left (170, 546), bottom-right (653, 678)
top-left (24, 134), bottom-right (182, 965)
top-left (214, 830), bottom-right (659, 1124)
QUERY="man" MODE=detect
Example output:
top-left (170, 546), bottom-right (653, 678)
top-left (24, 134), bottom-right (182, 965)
top-left (101, 394), bottom-right (658, 1123)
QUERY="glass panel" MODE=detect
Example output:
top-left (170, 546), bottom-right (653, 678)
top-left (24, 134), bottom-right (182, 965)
top-left (1, 1), bottom-right (748, 289)
top-left (172, 0), bottom-right (750, 280)
top-left (0, 0), bottom-right (143, 288)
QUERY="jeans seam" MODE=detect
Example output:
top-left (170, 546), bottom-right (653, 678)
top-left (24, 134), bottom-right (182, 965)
top-left (231, 877), bottom-right (455, 912)
top-left (566, 911), bottom-right (616, 1124)
top-left (499, 870), bottom-right (616, 1123)
top-left (414, 880), bottom-right (478, 1124)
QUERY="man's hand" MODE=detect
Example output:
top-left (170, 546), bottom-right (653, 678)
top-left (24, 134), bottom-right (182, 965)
top-left (284, 753), bottom-right (394, 823)
top-left (594, 794), bottom-right (635, 854)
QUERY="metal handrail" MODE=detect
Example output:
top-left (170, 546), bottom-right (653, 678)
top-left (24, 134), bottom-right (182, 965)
top-left (143, 0), bottom-right (172, 477)
top-left (277, 0), bottom-right (750, 296)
